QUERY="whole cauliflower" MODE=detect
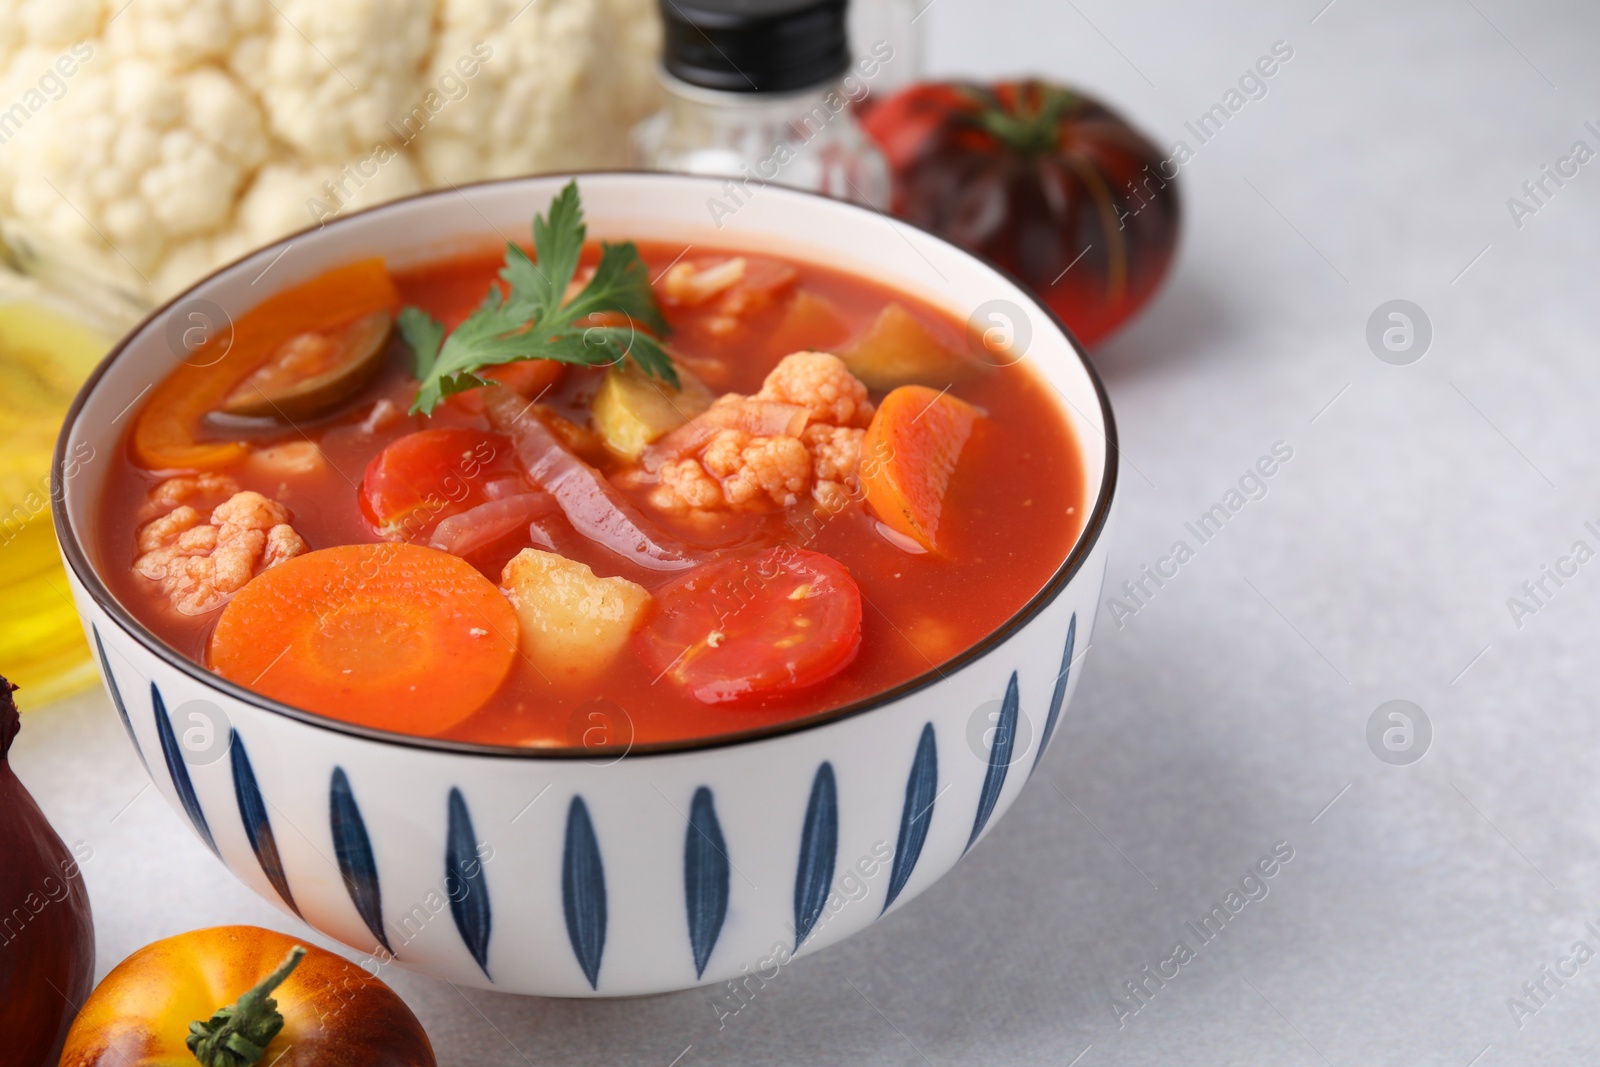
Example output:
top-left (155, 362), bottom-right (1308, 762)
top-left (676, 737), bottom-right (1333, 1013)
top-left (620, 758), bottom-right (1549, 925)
top-left (0, 0), bottom-right (661, 302)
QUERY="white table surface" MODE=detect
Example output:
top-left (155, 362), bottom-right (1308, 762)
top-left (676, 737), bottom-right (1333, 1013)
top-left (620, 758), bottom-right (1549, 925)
top-left (15, 1), bottom-right (1600, 1063)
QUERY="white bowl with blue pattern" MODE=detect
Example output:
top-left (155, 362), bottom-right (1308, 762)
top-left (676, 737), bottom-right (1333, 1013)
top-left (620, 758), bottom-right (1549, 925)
top-left (53, 173), bottom-right (1116, 997)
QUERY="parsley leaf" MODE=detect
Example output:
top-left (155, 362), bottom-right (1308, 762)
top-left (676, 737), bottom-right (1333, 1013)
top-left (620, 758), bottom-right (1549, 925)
top-left (397, 306), bottom-right (445, 380)
top-left (405, 180), bottom-right (678, 415)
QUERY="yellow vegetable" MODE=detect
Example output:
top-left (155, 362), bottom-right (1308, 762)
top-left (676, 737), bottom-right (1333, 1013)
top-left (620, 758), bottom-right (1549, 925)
top-left (841, 303), bottom-right (978, 391)
top-left (500, 549), bottom-right (652, 682)
top-left (0, 298), bottom-right (111, 707)
top-left (592, 360), bottom-right (713, 459)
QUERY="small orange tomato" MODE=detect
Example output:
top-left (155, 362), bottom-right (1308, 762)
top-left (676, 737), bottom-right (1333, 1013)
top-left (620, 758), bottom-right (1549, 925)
top-left (59, 926), bottom-right (435, 1067)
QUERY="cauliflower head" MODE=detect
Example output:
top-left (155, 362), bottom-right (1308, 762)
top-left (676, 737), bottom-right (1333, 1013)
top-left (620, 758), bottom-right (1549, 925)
top-left (0, 0), bottom-right (661, 302)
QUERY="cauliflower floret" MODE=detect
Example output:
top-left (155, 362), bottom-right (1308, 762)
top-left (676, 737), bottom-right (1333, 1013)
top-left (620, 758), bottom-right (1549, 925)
top-left (2, 4), bottom-right (99, 55)
top-left (6, 57), bottom-right (270, 291)
top-left (136, 505), bottom-right (205, 556)
top-left (230, 0), bottom-right (435, 162)
top-left (804, 423), bottom-right (863, 482)
top-left (812, 479), bottom-right (850, 515)
top-left (715, 432), bottom-right (812, 508)
top-left (107, 0), bottom-right (270, 70)
top-left (651, 431), bottom-right (813, 512)
top-left (700, 428), bottom-right (750, 479)
top-left (142, 472), bottom-right (240, 516)
top-left (412, 0), bottom-right (658, 185)
top-left (650, 457), bottom-right (725, 512)
top-left (757, 351), bottom-right (874, 429)
top-left (803, 423), bottom-right (864, 511)
top-left (134, 487), bottom-right (307, 614)
top-left (644, 354), bottom-right (874, 515)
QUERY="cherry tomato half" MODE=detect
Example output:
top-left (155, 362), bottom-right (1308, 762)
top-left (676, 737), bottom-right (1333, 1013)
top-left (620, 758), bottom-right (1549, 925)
top-left (358, 427), bottom-right (522, 540)
top-left (637, 547), bottom-right (862, 705)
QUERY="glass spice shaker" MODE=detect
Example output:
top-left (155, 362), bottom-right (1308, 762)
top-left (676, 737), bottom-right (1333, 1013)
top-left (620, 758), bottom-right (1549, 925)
top-left (848, 0), bottom-right (923, 103)
top-left (633, 0), bottom-right (892, 212)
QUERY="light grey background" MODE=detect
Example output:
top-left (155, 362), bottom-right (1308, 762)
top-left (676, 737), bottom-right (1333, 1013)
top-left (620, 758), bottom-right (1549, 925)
top-left (17, 0), bottom-right (1600, 1063)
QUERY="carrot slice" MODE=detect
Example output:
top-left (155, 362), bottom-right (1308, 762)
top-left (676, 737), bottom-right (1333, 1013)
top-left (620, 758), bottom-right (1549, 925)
top-left (133, 259), bottom-right (399, 471)
top-left (209, 543), bottom-right (519, 734)
top-left (860, 385), bottom-right (980, 556)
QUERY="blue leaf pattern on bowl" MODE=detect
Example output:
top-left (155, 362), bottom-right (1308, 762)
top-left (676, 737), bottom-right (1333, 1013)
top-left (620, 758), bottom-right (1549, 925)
top-left (563, 796), bottom-right (607, 990)
top-left (966, 671), bottom-right (1019, 853)
top-left (93, 625), bottom-right (147, 771)
top-left (684, 786), bottom-right (730, 978)
top-left (330, 767), bottom-right (392, 954)
top-left (229, 730), bottom-right (298, 916)
top-left (447, 787), bottom-right (492, 979)
top-left (793, 762), bottom-right (838, 949)
top-left (151, 682), bottom-right (217, 856)
top-left (884, 723), bottom-right (937, 914)
top-left (1031, 614), bottom-right (1077, 776)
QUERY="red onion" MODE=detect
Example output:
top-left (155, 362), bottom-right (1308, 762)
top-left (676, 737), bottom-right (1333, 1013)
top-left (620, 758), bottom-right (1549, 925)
top-left (428, 492), bottom-right (559, 557)
top-left (485, 389), bottom-right (700, 571)
top-left (641, 400), bottom-right (809, 473)
top-left (482, 478), bottom-right (530, 501)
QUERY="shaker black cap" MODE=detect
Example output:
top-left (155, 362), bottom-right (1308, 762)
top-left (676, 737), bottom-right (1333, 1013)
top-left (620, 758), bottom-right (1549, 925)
top-left (660, 0), bottom-right (851, 94)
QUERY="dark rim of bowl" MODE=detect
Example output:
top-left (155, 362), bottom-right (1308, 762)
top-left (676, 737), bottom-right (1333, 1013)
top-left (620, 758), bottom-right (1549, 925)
top-left (51, 170), bottom-right (1119, 761)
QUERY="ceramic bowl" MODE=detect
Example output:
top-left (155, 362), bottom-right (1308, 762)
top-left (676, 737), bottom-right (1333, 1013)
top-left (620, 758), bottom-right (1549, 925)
top-left (52, 172), bottom-right (1117, 997)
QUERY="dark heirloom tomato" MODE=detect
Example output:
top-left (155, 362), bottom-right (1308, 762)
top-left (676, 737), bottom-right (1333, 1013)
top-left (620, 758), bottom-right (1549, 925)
top-left (637, 547), bottom-right (863, 705)
top-left (862, 80), bottom-right (1180, 347)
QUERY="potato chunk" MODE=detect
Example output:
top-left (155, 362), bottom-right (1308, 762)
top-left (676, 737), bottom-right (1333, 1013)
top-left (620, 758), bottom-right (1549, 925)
top-left (499, 549), bottom-right (652, 682)
top-left (842, 303), bottom-right (978, 391)
top-left (592, 361), bottom-right (714, 459)
top-left (766, 290), bottom-right (851, 353)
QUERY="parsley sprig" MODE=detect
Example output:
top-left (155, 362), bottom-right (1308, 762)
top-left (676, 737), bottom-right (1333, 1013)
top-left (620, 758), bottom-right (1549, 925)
top-left (400, 181), bottom-right (677, 414)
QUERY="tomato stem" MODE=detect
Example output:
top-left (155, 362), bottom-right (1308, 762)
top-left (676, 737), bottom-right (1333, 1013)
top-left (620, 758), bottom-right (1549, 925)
top-left (971, 82), bottom-right (1078, 155)
top-left (186, 945), bottom-right (306, 1067)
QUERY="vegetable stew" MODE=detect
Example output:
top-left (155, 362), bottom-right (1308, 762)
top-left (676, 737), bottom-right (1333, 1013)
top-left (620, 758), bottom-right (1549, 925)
top-left (97, 184), bottom-right (1085, 748)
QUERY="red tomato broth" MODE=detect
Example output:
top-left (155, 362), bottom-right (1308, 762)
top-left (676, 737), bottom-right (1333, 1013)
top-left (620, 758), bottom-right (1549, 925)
top-left (96, 241), bottom-right (1087, 747)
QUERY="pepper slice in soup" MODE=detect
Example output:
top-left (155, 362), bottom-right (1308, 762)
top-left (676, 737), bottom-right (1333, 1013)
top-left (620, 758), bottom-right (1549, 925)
top-left (132, 259), bottom-right (398, 470)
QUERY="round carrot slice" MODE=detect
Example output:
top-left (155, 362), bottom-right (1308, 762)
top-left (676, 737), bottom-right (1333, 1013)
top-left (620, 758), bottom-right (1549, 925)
top-left (636, 547), bottom-right (862, 705)
top-left (210, 543), bottom-right (519, 734)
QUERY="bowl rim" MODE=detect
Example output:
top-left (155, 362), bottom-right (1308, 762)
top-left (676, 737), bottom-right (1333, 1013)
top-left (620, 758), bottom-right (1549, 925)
top-left (52, 170), bottom-right (1120, 761)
